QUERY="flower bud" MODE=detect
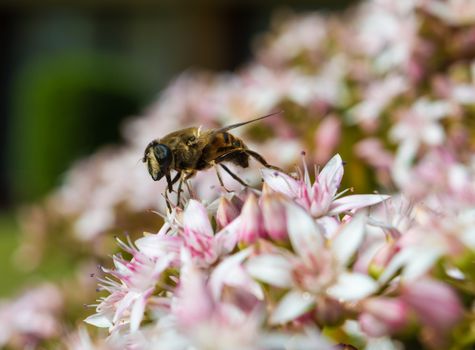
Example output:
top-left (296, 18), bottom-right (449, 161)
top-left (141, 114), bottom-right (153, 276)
top-left (401, 279), bottom-right (462, 333)
top-left (237, 193), bottom-right (266, 246)
top-left (262, 192), bottom-right (288, 242)
top-left (314, 115), bottom-right (341, 165)
top-left (359, 298), bottom-right (408, 337)
top-left (216, 197), bottom-right (240, 229)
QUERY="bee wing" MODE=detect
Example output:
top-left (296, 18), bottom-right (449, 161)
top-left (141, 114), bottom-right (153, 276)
top-left (213, 110), bottom-right (283, 134)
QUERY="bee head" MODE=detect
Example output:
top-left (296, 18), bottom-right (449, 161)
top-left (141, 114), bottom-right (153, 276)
top-left (143, 142), bottom-right (172, 181)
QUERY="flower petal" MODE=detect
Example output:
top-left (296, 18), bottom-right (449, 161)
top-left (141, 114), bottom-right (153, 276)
top-left (209, 249), bottom-right (254, 300)
top-left (270, 290), bottom-right (315, 325)
top-left (331, 212), bottom-right (367, 267)
top-left (84, 314), bottom-right (113, 328)
top-left (214, 216), bottom-right (241, 256)
top-left (378, 248), bottom-right (412, 285)
top-left (318, 154), bottom-right (344, 198)
top-left (113, 292), bottom-right (137, 323)
top-left (403, 248), bottom-right (444, 280)
top-left (261, 168), bottom-right (300, 198)
top-left (224, 264), bottom-right (264, 301)
top-left (184, 199), bottom-right (213, 237)
top-left (175, 260), bottom-right (214, 327)
top-left (286, 202), bottom-right (324, 261)
top-left (329, 194), bottom-right (390, 215)
top-left (130, 296), bottom-right (147, 332)
top-left (327, 273), bottom-right (378, 301)
top-left (379, 246), bottom-right (443, 284)
top-left (246, 254), bottom-right (293, 288)
top-left (135, 233), bottom-right (181, 260)
top-left (216, 197), bottom-right (240, 229)
top-left (315, 216), bottom-right (340, 238)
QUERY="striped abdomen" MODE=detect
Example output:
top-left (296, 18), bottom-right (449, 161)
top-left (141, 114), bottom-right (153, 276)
top-left (196, 131), bottom-right (249, 170)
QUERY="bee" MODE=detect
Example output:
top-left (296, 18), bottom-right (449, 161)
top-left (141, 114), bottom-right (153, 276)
top-left (142, 111), bottom-right (283, 204)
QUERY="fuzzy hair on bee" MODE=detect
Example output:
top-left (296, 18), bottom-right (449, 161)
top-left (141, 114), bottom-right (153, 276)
top-left (142, 111), bottom-right (283, 205)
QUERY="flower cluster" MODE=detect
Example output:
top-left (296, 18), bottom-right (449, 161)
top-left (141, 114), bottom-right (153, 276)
top-left (5, 0), bottom-right (475, 348)
top-left (82, 155), bottom-right (472, 349)
top-left (0, 284), bottom-right (63, 349)
top-left (17, 0), bottom-right (475, 251)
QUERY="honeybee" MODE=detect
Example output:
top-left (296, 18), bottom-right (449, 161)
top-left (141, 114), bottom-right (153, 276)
top-left (142, 111), bottom-right (283, 204)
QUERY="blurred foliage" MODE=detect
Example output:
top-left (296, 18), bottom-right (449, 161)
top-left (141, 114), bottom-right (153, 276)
top-left (1, 0), bottom-right (356, 206)
top-left (0, 213), bottom-right (79, 297)
top-left (8, 53), bottom-right (145, 203)
top-left (0, 215), bottom-right (22, 297)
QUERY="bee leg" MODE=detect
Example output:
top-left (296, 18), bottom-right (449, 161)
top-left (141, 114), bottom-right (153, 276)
top-left (164, 172), bottom-right (182, 209)
top-left (176, 177), bottom-right (184, 206)
top-left (182, 171), bottom-right (195, 199)
top-left (244, 149), bottom-right (284, 172)
top-left (165, 172), bottom-right (181, 194)
top-left (164, 190), bottom-right (172, 212)
top-left (220, 164), bottom-right (248, 187)
top-left (214, 164), bottom-right (232, 192)
top-left (170, 172), bottom-right (181, 186)
top-left (165, 173), bottom-right (174, 193)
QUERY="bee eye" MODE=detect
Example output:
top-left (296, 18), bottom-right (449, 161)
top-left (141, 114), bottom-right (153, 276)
top-left (153, 144), bottom-right (170, 160)
top-left (153, 144), bottom-right (172, 168)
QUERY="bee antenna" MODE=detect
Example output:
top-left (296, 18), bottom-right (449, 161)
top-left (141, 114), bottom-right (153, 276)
top-left (217, 110), bottom-right (284, 133)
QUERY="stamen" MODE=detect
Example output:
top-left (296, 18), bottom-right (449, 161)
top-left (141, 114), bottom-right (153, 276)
top-left (149, 209), bottom-right (166, 219)
top-left (334, 187), bottom-right (352, 199)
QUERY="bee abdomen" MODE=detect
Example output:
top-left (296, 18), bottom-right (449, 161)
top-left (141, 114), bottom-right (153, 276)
top-left (215, 132), bottom-right (249, 168)
top-left (195, 131), bottom-right (249, 170)
top-left (218, 132), bottom-right (243, 149)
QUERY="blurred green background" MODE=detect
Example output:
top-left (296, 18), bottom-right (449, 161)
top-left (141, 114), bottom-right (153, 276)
top-left (0, 0), bottom-right (354, 296)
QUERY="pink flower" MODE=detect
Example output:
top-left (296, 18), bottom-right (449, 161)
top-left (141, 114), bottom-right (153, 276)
top-left (85, 239), bottom-right (175, 332)
top-left (180, 199), bottom-right (238, 266)
top-left (0, 284), bottom-right (63, 348)
top-left (246, 204), bottom-right (378, 325)
top-left (172, 252), bottom-right (264, 350)
top-left (262, 154), bottom-right (389, 218)
top-left (376, 198), bottom-right (470, 286)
